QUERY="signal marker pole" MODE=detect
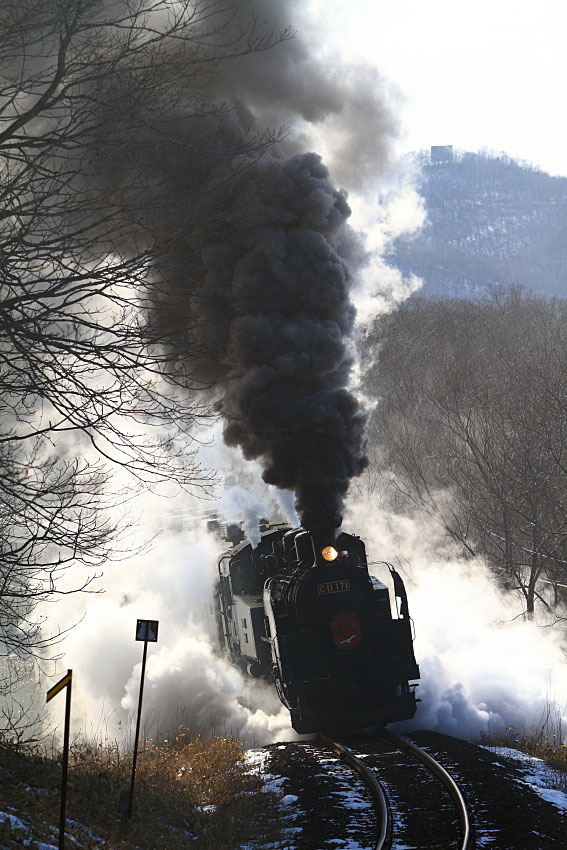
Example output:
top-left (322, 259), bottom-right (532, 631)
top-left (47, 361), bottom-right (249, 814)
top-left (46, 670), bottom-right (73, 850)
top-left (128, 619), bottom-right (159, 819)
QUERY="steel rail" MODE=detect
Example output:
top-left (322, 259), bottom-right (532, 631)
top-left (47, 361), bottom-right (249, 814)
top-left (385, 729), bottom-right (472, 850)
top-left (318, 733), bottom-right (388, 850)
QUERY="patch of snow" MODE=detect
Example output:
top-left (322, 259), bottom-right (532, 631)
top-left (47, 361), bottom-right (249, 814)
top-left (246, 744), bottom-right (383, 848)
top-left (63, 819), bottom-right (105, 844)
top-left (262, 775), bottom-right (288, 793)
top-left (474, 828), bottom-right (500, 846)
top-left (371, 774), bottom-right (412, 850)
top-left (311, 747), bottom-right (374, 813)
top-left (483, 746), bottom-right (567, 812)
top-left (0, 811), bottom-right (29, 831)
top-left (244, 748), bottom-right (270, 771)
top-left (485, 746), bottom-right (543, 764)
top-left (240, 843), bottom-right (287, 850)
top-left (522, 779), bottom-right (567, 811)
top-left (197, 803), bottom-right (216, 814)
top-left (0, 807), bottom-right (108, 850)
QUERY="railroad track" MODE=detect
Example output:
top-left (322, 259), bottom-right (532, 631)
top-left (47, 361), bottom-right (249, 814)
top-left (318, 730), bottom-right (472, 850)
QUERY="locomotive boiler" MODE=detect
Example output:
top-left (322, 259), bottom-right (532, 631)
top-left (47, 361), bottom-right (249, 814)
top-left (214, 522), bottom-right (420, 733)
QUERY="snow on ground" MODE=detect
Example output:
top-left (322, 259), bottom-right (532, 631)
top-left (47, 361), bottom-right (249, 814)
top-left (244, 747), bottom-right (272, 774)
top-left (311, 748), bottom-right (375, 849)
top-left (243, 747), bottom-right (304, 848)
top-left (245, 742), bottom-right (567, 849)
top-left (243, 745), bottom-right (377, 850)
top-left (0, 812), bottom-right (29, 832)
top-left (483, 746), bottom-right (567, 812)
top-left (0, 810), bottom-right (106, 850)
top-left (0, 811), bottom-right (58, 850)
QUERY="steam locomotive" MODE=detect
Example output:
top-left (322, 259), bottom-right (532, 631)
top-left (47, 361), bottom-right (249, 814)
top-left (213, 522), bottom-right (420, 733)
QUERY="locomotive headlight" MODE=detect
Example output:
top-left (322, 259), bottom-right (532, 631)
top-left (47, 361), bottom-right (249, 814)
top-left (321, 545), bottom-right (339, 562)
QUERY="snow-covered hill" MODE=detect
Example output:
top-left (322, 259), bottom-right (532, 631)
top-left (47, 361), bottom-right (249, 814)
top-left (391, 149), bottom-right (567, 298)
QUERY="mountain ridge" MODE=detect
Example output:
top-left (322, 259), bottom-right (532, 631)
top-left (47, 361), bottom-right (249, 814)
top-left (390, 148), bottom-right (567, 298)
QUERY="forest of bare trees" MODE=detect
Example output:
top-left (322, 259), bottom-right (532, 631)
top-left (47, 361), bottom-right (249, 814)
top-left (363, 289), bottom-right (567, 619)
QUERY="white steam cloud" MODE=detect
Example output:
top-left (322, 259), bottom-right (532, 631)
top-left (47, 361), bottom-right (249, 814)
top-left (47, 467), bottom-right (567, 749)
top-left (345, 487), bottom-right (567, 741)
top-left (46, 488), bottom-right (295, 746)
top-left (48, 481), bottom-right (567, 749)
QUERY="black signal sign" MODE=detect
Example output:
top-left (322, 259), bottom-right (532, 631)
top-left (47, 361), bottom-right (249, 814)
top-left (136, 619), bottom-right (159, 642)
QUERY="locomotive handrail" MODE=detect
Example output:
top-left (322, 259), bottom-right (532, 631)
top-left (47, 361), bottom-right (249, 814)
top-left (368, 561), bottom-right (411, 620)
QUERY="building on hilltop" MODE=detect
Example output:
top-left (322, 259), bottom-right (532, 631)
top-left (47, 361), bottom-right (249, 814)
top-left (430, 145), bottom-right (453, 163)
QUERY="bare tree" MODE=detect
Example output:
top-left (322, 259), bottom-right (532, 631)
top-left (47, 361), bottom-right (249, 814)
top-left (1, 0), bottom-right (286, 473)
top-left (0, 0), bottom-right (288, 693)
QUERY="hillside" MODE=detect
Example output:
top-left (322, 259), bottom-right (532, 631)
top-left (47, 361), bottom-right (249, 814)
top-left (390, 148), bottom-right (567, 298)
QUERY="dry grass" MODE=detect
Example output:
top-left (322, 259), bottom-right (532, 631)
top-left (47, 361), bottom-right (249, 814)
top-left (478, 701), bottom-right (567, 773)
top-left (0, 727), bottom-right (285, 849)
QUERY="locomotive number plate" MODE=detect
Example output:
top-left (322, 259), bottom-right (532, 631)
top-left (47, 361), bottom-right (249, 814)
top-left (318, 580), bottom-right (350, 595)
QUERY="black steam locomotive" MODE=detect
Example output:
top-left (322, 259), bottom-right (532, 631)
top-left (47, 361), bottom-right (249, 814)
top-left (214, 522), bottom-right (420, 733)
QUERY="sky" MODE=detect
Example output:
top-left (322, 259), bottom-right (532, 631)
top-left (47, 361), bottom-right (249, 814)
top-left (304, 0), bottom-right (567, 177)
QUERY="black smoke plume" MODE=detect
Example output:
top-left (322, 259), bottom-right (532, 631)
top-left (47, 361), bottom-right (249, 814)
top-left (85, 0), bottom-right (400, 534)
top-left (153, 152), bottom-right (369, 534)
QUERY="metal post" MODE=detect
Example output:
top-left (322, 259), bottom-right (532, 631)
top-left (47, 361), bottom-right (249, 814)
top-left (44, 669), bottom-right (74, 850)
top-left (128, 639), bottom-right (148, 818)
top-left (58, 670), bottom-right (72, 850)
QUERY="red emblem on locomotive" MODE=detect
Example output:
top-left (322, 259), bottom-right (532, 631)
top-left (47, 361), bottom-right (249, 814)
top-left (331, 611), bottom-right (361, 649)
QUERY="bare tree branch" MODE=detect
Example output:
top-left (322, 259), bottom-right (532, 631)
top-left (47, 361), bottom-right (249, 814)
top-left (0, 0), bottom-right (289, 699)
top-left (363, 289), bottom-right (567, 618)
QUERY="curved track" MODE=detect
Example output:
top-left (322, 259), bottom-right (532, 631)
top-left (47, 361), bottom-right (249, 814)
top-left (318, 733), bottom-right (389, 849)
top-left (318, 731), bottom-right (472, 850)
top-left (385, 730), bottom-right (471, 849)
